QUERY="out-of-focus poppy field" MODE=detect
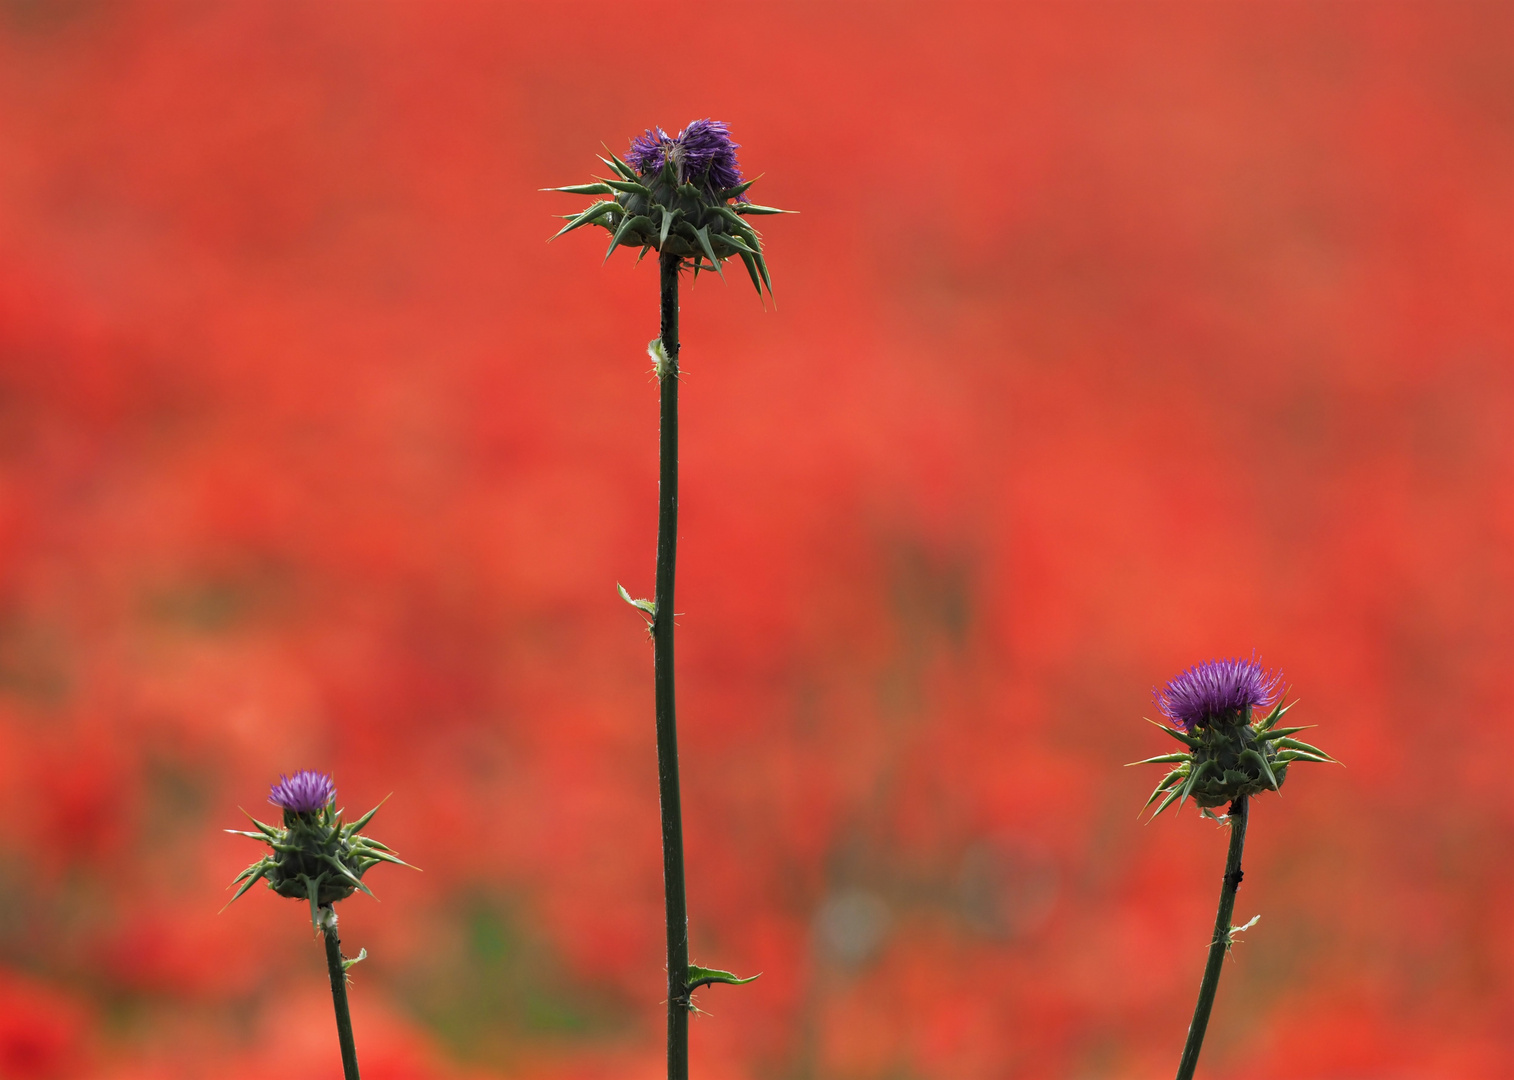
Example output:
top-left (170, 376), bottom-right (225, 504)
top-left (0, 2), bottom-right (1510, 1077)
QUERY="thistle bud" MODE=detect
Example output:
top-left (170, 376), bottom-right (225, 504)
top-left (546, 118), bottom-right (789, 297)
top-left (225, 770), bottom-right (408, 930)
top-left (1133, 658), bottom-right (1336, 819)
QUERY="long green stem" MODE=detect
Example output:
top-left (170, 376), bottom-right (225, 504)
top-left (320, 906), bottom-right (362, 1080)
top-left (1174, 796), bottom-right (1249, 1080)
top-left (654, 250), bottom-right (690, 1080)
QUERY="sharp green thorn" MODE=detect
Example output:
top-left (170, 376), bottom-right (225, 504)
top-left (545, 183), bottom-right (616, 196)
top-left (1240, 748), bottom-right (1281, 791)
top-left (1146, 718), bottom-right (1202, 748)
top-left (1273, 738), bottom-right (1336, 761)
top-left (1150, 783), bottom-right (1185, 820)
top-left (1260, 725), bottom-right (1315, 741)
top-left (692, 225), bottom-right (723, 278)
top-left (347, 795), bottom-right (390, 834)
top-left (737, 250), bottom-right (763, 297)
top-left (1127, 752), bottom-right (1192, 767)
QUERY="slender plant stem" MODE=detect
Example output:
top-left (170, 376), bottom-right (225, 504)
top-left (654, 250), bottom-right (690, 1080)
top-left (1174, 796), bottom-right (1249, 1080)
top-left (320, 906), bottom-right (362, 1080)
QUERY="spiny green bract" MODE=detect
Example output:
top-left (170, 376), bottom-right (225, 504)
top-left (225, 799), bottom-right (408, 931)
top-left (1132, 698), bottom-right (1337, 819)
top-left (546, 152), bottom-right (787, 298)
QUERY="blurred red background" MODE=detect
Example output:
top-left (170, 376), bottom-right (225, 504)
top-left (0, 2), bottom-right (1510, 1077)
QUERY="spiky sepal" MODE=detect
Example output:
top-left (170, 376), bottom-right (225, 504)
top-left (1132, 698), bottom-right (1336, 819)
top-left (547, 153), bottom-right (788, 298)
top-left (225, 797), bottom-right (409, 930)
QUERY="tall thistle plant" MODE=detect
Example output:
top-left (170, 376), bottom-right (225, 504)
top-left (225, 771), bottom-right (409, 1080)
top-left (1133, 658), bottom-right (1337, 1080)
top-left (548, 120), bottom-right (785, 1080)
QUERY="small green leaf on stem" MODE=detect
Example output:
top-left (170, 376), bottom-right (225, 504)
top-left (618, 583), bottom-right (657, 619)
top-left (686, 965), bottom-right (760, 992)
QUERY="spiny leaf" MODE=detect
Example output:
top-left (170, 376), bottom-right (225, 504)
top-left (1273, 738), bottom-right (1335, 761)
top-left (719, 179), bottom-right (757, 200)
top-left (603, 179), bottom-right (651, 197)
top-left (1240, 748), bottom-right (1280, 791)
top-left (733, 204), bottom-right (792, 216)
top-left (550, 201), bottom-right (617, 241)
top-left (1274, 749), bottom-right (1333, 765)
top-left (1259, 725), bottom-right (1315, 741)
top-left (545, 183), bottom-right (616, 196)
top-left (605, 214), bottom-right (652, 262)
top-left (686, 965), bottom-right (760, 991)
top-left (1227, 914), bottom-right (1261, 952)
top-left (1184, 758), bottom-right (1218, 803)
top-left (1143, 765), bottom-right (1188, 810)
top-left (342, 947), bottom-right (368, 973)
top-left (221, 863), bottom-right (270, 911)
top-left (755, 251), bottom-right (772, 295)
top-left (599, 154), bottom-right (639, 182)
top-left (239, 809), bottom-right (281, 837)
top-left (693, 226), bottom-right (724, 279)
top-left (302, 873), bottom-right (327, 934)
top-left (1150, 783), bottom-right (1185, 820)
top-left (1127, 752), bottom-right (1191, 767)
top-left (718, 230), bottom-right (758, 256)
top-left (659, 205), bottom-right (677, 248)
top-left (225, 829), bottom-right (272, 842)
top-left (1253, 699), bottom-right (1296, 733)
top-left (1147, 719), bottom-right (1201, 748)
top-left (618, 583), bottom-right (657, 617)
top-left (736, 250), bottom-right (764, 297)
top-left (322, 853), bottom-right (372, 893)
top-left (346, 795), bottom-right (391, 834)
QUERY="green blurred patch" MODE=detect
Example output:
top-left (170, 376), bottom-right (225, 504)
top-left (402, 895), bottom-right (635, 1064)
top-left (0, 614), bottom-right (72, 706)
top-left (140, 560), bottom-right (297, 633)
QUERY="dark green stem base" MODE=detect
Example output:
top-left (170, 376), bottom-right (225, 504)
top-left (321, 907), bottom-right (362, 1080)
top-left (655, 250), bottom-right (691, 1080)
top-left (1174, 796), bottom-right (1249, 1080)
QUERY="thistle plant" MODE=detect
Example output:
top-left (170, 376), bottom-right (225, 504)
top-left (548, 120), bottom-right (781, 1080)
top-left (226, 771), bottom-right (408, 1080)
top-left (1132, 658), bottom-right (1336, 1080)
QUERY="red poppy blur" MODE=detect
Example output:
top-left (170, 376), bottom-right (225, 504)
top-left (0, 2), bottom-right (1509, 1078)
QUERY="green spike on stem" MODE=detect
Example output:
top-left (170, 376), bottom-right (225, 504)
top-left (1151, 783), bottom-right (1186, 820)
top-left (1128, 752), bottom-right (1191, 767)
top-left (1260, 725), bottom-right (1313, 741)
top-left (1148, 719), bottom-right (1202, 748)
top-left (1273, 738), bottom-right (1335, 760)
top-left (737, 251), bottom-right (764, 297)
top-left (692, 225), bottom-right (724, 278)
top-left (546, 183), bottom-right (616, 196)
top-left (1240, 748), bottom-right (1280, 792)
top-left (600, 154), bottom-right (639, 182)
top-left (1274, 749), bottom-right (1334, 764)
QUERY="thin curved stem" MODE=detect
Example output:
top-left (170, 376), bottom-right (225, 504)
top-left (654, 250), bottom-right (690, 1080)
top-left (320, 906), bottom-right (362, 1080)
top-left (1174, 796), bottom-right (1249, 1080)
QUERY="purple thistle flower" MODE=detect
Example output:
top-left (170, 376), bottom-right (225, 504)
top-left (626, 119), bottom-right (744, 197)
top-left (269, 770), bottom-right (336, 815)
top-left (1156, 657), bottom-right (1283, 732)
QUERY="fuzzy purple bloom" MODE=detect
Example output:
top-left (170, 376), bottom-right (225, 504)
top-left (1157, 657), bottom-right (1283, 732)
top-left (626, 118), bottom-right (744, 196)
top-left (269, 770), bottom-right (336, 815)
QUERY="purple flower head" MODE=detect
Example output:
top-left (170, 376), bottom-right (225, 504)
top-left (269, 770), bottom-right (335, 816)
top-left (1156, 657), bottom-right (1283, 732)
top-left (626, 119), bottom-right (744, 197)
